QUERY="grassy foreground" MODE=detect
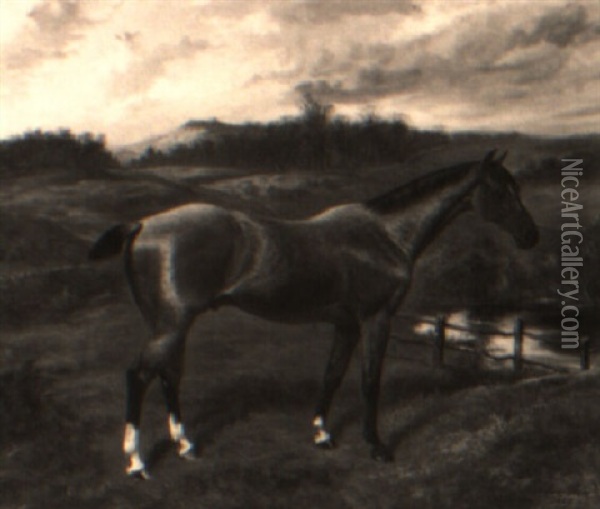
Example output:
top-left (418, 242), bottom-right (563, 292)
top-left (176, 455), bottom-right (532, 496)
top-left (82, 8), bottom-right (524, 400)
top-left (2, 296), bottom-right (599, 509)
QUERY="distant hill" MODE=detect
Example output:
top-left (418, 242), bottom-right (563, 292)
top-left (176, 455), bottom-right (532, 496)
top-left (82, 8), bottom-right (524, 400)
top-left (112, 120), bottom-right (248, 164)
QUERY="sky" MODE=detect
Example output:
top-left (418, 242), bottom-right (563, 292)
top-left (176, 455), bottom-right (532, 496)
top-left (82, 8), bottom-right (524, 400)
top-left (1, 0), bottom-right (599, 145)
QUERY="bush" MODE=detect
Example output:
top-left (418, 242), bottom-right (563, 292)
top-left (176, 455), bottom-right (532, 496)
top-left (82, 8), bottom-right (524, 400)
top-left (0, 129), bottom-right (119, 175)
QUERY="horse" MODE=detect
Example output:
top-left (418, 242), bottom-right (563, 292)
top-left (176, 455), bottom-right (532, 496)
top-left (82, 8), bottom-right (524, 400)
top-left (89, 149), bottom-right (539, 478)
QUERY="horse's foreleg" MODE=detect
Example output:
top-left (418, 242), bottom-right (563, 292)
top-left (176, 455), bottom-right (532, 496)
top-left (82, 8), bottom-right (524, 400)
top-left (361, 311), bottom-right (393, 462)
top-left (313, 319), bottom-right (360, 448)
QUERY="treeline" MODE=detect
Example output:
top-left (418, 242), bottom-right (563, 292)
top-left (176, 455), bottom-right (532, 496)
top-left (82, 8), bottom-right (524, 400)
top-left (0, 129), bottom-right (119, 174)
top-left (130, 118), bottom-right (449, 171)
top-left (130, 96), bottom-right (449, 171)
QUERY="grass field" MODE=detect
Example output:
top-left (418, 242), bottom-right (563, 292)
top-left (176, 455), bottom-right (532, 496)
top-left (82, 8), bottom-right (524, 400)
top-left (1, 142), bottom-right (599, 508)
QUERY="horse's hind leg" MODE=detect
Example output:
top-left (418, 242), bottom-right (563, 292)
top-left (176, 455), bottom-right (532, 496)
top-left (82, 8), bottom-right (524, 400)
top-left (124, 318), bottom-right (194, 478)
top-left (160, 353), bottom-right (194, 459)
top-left (313, 318), bottom-right (360, 448)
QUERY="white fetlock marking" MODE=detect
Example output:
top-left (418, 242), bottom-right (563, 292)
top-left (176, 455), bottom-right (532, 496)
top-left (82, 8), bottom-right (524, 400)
top-left (314, 429), bottom-right (332, 445)
top-left (178, 437), bottom-right (194, 456)
top-left (169, 414), bottom-right (184, 441)
top-left (313, 415), bottom-right (332, 445)
top-left (123, 423), bottom-right (139, 455)
top-left (169, 414), bottom-right (194, 456)
top-left (124, 424), bottom-right (148, 477)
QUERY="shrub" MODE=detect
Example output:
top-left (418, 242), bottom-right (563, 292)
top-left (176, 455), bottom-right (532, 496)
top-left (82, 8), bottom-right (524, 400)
top-left (0, 129), bottom-right (119, 175)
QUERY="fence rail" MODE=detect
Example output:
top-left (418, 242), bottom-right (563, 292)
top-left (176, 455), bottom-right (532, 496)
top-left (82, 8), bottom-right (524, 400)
top-left (391, 312), bottom-right (593, 374)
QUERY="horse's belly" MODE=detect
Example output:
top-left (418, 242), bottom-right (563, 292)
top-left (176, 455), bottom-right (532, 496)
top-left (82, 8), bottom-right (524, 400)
top-left (222, 260), bottom-right (407, 323)
top-left (232, 299), bottom-right (342, 324)
top-left (223, 275), bottom-right (342, 323)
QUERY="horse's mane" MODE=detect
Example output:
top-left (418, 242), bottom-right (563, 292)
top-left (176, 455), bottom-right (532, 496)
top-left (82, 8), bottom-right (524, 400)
top-left (365, 160), bottom-right (477, 214)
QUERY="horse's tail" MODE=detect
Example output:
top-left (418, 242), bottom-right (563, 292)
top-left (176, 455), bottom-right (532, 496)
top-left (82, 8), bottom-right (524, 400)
top-left (89, 223), bottom-right (143, 261)
top-left (89, 222), bottom-right (150, 323)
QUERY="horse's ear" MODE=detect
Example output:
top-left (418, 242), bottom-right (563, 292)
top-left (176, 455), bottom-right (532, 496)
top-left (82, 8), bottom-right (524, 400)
top-left (483, 149), bottom-right (497, 163)
top-left (479, 149), bottom-right (497, 174)
top-left (495, 150), bottom-right (508, 164)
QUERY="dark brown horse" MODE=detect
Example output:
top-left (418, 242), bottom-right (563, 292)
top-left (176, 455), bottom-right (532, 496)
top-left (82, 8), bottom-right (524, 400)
top-left (90, 150), bottom-right (538, 478)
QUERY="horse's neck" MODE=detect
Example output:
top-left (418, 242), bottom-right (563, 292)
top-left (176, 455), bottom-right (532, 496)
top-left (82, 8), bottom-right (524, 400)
top-left (383, 167), bottom-right (480, 259)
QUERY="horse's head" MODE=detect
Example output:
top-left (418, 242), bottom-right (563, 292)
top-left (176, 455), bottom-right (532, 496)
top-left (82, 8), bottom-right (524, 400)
top-left (474, 150), bottom-right (539, 249)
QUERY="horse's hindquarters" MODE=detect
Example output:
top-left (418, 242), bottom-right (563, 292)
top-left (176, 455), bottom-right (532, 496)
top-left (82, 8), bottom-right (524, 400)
top-left (130, 205), bottom-right (246, 323)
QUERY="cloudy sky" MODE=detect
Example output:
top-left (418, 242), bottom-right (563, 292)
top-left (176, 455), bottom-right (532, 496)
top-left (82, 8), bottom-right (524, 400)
top-left (1, 0), bottom-right (599, 145)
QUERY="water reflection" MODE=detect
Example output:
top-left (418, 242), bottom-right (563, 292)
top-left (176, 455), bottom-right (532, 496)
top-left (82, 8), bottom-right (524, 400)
top-left (412, 310), bottom-right (583, 371)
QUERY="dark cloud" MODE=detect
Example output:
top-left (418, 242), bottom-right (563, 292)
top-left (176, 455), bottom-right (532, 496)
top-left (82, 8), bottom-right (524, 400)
top-left (295, 67), bottom-right (422, 104)
top-left (511, 4), bottom-right (594, 48)
top-left (555, 104), bottom-right (600, 119)
top-left (477, 46), bottom-right (568, 86)
top-left (511, 56), bottom-right (566, 85)
top-left (295, 80), bottom-right (347, 101)
top-left (193, 0), bottom-right (264, 18)
top-left (291, 3), bottom-right (599, 113)
top-left (357, 67), bottom-right (422, 92)
top-left (271, 0), bottom-right (420, 25)
top-left (5, 0), bottom-right (92, 70)
top-left (28, 0), bottom-right (89, 33)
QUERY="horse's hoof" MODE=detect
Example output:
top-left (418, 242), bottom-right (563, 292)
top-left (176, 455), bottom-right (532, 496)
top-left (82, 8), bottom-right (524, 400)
top-left (370, 444), bottom-right (394, 463)
top-left (127, 467), bottom-right (150, 480)
top-left (315, 437), bottom-right (336, 450)
top-left (179, 448), bottom-right (197, 461)
top-left (126, 454), bottom-right (150, 479)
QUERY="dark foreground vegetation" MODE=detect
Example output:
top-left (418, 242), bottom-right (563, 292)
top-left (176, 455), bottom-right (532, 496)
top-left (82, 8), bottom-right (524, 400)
top-left (0, 129), bottom-right (119, 175)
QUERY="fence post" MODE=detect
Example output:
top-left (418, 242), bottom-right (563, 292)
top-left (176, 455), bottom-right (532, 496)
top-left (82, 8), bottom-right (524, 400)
top-left (433, 315), bottom-right (445, 367)
top-left (580, 338), bottom-right (591, 370)
top-left (513, 318), bottom-right (523, 373)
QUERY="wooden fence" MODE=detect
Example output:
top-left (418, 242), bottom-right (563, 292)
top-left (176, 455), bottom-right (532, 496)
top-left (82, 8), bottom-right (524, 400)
top-left (390, 313), bottom-right (593, 374)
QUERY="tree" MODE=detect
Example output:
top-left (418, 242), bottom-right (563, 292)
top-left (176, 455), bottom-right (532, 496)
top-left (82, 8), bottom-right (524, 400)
top-left (298, 92), bottom-right (334, 170)
top-left (0, 129), bottom-right (119, 174)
